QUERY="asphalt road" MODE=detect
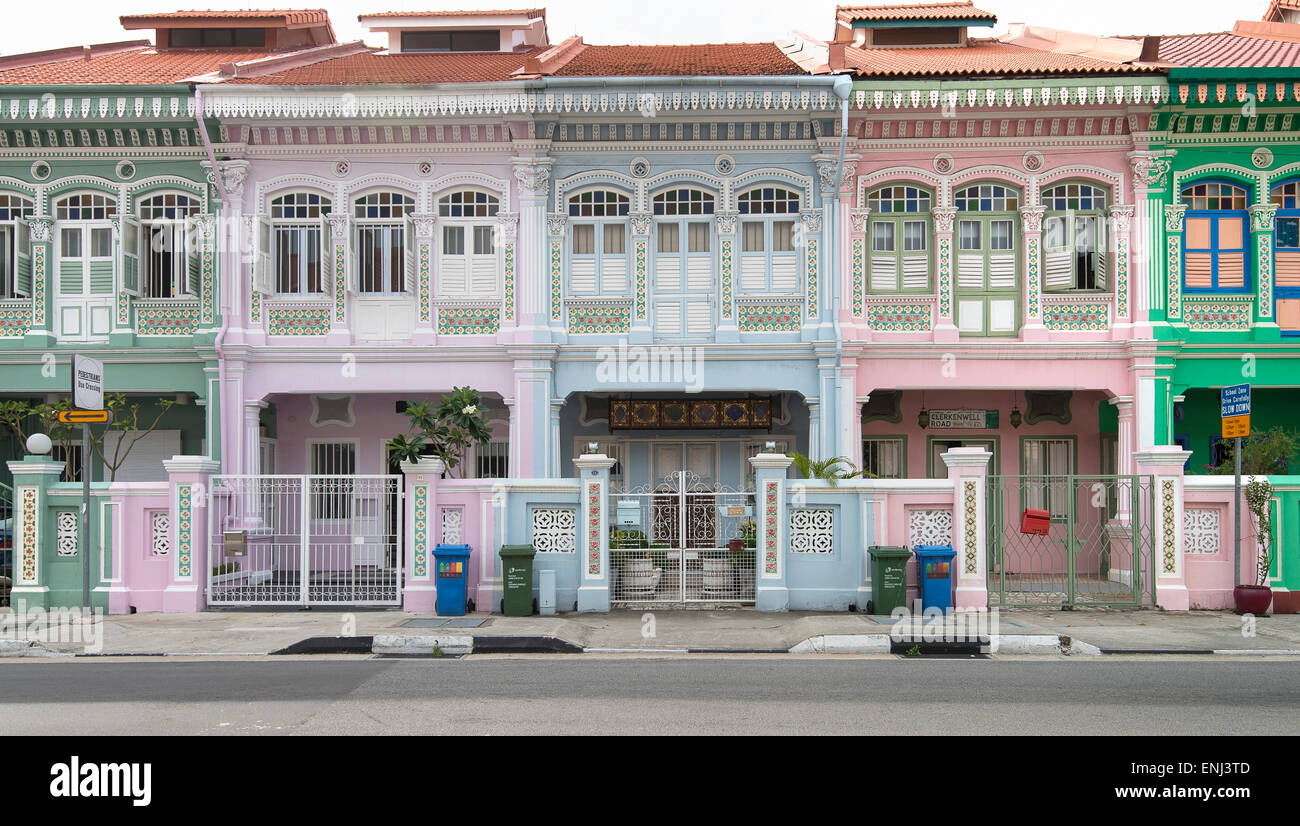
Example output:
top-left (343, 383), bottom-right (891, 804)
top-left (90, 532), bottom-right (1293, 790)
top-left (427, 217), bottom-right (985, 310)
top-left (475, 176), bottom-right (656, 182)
top-left (1, 656), bottom-right (1298, 735)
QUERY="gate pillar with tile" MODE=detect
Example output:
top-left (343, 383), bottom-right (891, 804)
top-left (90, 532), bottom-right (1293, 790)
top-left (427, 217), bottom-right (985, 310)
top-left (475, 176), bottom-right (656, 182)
top-left (401, 457), bottom-right (445, 612)
top-left (750, 452), bottom-right (794, 612)
top-left (1136, 447), bottom-right (1193, 611)
top-left (576, 453), bottom-right (617, 613)
top-left (163, 457), bottom-right (220, 613)
top-left (942, 447), bottom-right (993, 610)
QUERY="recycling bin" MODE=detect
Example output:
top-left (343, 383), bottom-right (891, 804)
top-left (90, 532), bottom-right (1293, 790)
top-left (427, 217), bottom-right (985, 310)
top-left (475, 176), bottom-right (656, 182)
top-left (433, 544), bottom-right (471, 617)
top-left (913, 545), bottom-right (957, 613)
top-left (500, 544), bottom-right (537, 617)
top-left (867, 546), bottom-right (912, 616)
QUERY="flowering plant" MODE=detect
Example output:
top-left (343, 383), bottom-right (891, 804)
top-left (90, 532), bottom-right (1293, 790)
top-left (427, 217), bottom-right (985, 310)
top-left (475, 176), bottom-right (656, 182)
top-left (388, 387), bottom-right (493, 478)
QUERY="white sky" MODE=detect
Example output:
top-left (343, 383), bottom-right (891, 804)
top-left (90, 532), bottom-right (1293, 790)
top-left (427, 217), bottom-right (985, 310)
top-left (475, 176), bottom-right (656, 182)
top-left (0, 0), bottom-right (1266, 55)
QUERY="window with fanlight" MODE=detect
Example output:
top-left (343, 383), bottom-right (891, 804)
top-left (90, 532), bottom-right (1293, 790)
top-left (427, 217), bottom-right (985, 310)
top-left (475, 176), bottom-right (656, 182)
top-left (568, 190), bottom-right (630, 296)
top-left (653, 187), bottom-right (716, 337)
top-left (737, 187), bottom-right (799, 294)
top-left (954, 183), bottom-right (1021, 336)
top-left (438, 190), bottom-right (500, 298)
top-left (354, 191), bottom-right (416, 294)
top-left (137, 192), bottom-right (201, 299)
top-left (268, 192), bottom-right (330, 296)
top-left (0, 193), bottom-right (33, 299)
top-left (1181, 181), bottom-right (1249, 293)
top-left (1043, 183), bottom-right (1109, 293)
top-left (866, 185), bottom-right (931, 294)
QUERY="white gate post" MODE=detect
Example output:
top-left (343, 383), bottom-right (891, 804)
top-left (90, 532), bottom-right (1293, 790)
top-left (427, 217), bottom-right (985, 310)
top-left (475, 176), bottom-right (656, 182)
top-left (942, 447), bottom-right (992, 610)
top-left (401, 457), bottom-right (445, 612)
top-left (163, 456), bottom-right (219, 612)
top-left (575, 453), bottom-right (616, 613)
top-left (750, 452), bottom-right (794, 612)
top-left (1135, 447), bottom-right (1193, 611)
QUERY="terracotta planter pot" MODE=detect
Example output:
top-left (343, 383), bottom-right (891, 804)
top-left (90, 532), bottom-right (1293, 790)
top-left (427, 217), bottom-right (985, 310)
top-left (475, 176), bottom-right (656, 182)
top-left (728, 538), bottom-right (744, 554)
top-left (1233, 585), bottom-right (1273, 615)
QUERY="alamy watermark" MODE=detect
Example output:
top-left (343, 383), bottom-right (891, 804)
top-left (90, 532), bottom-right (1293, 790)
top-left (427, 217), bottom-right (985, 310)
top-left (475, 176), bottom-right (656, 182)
top-left (1, 602), bottom-right (104, 654)
top-left (595, 341), bottom-right (705, 393)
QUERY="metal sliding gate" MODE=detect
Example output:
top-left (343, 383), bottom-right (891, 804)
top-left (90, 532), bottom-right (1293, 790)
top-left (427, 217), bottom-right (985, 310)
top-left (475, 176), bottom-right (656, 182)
top-left (207, 475), bottom-right (403, 607)
top-left (609, 471), bottom-right (757, 605)
top-left (987, 475), bottom-right (1156, 608)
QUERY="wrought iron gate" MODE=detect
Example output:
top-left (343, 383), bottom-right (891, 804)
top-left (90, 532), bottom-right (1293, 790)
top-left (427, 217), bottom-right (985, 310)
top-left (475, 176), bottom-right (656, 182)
top-left (987, 475), bottom-right (1156, 608)
top-left (1, 481), bottom-right (12, 608)
top-left (609, 471), bottom-right (756, 605)
top-left (207, 475), bottom-right (402, 606)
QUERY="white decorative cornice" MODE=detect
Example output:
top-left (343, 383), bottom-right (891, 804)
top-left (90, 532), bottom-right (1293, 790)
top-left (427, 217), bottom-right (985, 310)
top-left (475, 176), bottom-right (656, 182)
top-left (629, 214), bottom-right (652, 237)
top-left (849, 80), bottom-right (1166, 112)
top-left (1108, 204), bottom-right (1135, 233)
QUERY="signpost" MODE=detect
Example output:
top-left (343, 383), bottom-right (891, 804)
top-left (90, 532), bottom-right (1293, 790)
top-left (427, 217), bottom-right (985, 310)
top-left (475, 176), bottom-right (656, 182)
top-left (72, 354), bottom-right (104, 614)
top-left (1222, 384), bottom-right (1252, 587)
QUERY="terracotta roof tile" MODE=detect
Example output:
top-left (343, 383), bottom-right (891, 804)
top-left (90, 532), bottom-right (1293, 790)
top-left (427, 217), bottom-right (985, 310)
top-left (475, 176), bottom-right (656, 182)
top-left (223, 48), bottom-right (545, 84)
top-left (836, 3), bottom-right (996, 24)
top-left (359, 8), bottom-right (544, 18)
top-left (840, 39), bottom-right (1158, 77)
top-left (553, 44), bottom-right (804, 77)
top-left (120, 9), bottom-right (331, 27)
top-left (1156, 31), bottom-right (1300, 67)
top-left (0, 48), bottom-right (282, 85)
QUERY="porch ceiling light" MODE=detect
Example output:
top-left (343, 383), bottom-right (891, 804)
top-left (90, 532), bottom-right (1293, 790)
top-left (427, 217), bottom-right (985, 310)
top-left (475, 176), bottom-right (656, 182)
top-left (765, 441), bottom-right (777, 451)
top-left (587, 442), bottom-right (600, 454)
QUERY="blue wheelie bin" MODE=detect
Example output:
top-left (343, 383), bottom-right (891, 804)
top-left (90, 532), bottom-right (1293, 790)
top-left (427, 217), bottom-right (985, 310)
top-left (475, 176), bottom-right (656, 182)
top-left (913, 545), bottom-right (957, 613)
top-left (433, 544), bottom-right (472, 617)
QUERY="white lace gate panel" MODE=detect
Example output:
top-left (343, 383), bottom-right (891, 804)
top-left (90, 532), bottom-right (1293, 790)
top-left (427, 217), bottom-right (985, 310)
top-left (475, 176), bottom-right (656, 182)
top-left (1183, 508), bottom-right (1221, 555)
top-left (440, 507), bottom-right (464, 545)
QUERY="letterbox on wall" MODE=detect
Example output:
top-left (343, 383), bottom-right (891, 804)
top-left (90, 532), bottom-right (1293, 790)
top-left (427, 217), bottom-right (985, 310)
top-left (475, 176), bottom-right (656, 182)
top-left (1019, 509), bottom-right (1051, 536)
top-left (222, 531), bottom-right (248, 557)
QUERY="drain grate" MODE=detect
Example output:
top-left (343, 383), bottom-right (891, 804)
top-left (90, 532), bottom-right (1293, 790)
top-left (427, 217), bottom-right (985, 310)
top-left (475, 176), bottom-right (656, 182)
top-left (399, 618), bottom-right (487, 629)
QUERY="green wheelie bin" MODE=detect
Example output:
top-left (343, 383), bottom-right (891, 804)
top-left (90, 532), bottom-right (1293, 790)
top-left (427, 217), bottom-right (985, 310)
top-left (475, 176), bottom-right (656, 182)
top-left (867, 546), bottom-right (912, 616)
top-left (500, 545), bottom-right (538, 616)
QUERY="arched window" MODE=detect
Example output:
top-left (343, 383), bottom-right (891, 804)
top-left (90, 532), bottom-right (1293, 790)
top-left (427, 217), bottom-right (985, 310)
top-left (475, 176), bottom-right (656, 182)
top-left (0, 193), bottom-right (34, 299)
top-left (353, 191), bottom-right (415, 294)
top-left (737, 187), bottom-right (800, 294)
top-left (1272, 179), bottom-right (1300, 333)
top-left (1182, 182), bottom-right (1248, 293)
top-left (568, 190), bottom-right (630, 296)
top-left (954, 184), bottom-right (1020, 336)
top-left (653, 188), bottom-right (716, 336)
top-left (866, 185), bottom-right (932, 293)
top-left (266, 192), bottom-right (330, 296)
top-left (136, 192), bottom-right (201, 299)
top-left (54, 192), bottom-right (118, 340)
top-left (438, 190), bottom-right (500, 298)
top-left (1042, 183), bottom-right (1108, 293)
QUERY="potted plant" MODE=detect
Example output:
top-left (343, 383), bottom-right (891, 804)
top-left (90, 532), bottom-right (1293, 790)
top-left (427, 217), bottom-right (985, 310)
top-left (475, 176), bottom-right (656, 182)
top-left (1234, 477), bottom-right (1276, 615)
top-left (387, 387), bottom-right (494, 478)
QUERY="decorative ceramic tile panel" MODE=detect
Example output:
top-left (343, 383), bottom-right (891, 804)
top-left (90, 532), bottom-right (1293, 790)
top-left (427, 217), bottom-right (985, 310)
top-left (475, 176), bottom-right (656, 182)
top-left (439, 306), bottom-right (500, 335)
top-left (720, 239), bottom-right (733, 319)
top-left (503, 242), bottom-right (516, 322)
top-left (635, 239), bottom-right (647, 320)
top-left (33, 245), bottom-right (45, 327)
top-left (1043, 302), bottom-right (1110, 331)
top-left (249, 272), bottom-right (261, 324)
top-left (333, 242), bottom-right (347, 323)
top-left (937, 236), bottom-right (952, 318)
top-left (1167, 237), bottom-right (1181, 319)
top-left (201, 247), bottom-right (215, 326)
top-left (1257, 234), bottom-right (1273, 319)
top-left (1116, 237), bottom-right (1130, 318)
top-left (1183, 508), bottom-right (1220, 555)
top-left (867, 302), bottom-right (932, 331)
top-left (1026, 236), bottom-right (1041, 318)
top-left (963, 480), bottom-right (978, 574)
top-left (1162, 480), bottom-right (1176, 574)
top-left (738, 303), bottom-right (801, 332)
top-left (908, 509), bottom-right (953, 548)
top-left (789, 508), bottom-right (834, 554)
top-left (550, 241), bottom-right (562, 320)
top-left (419, 243), bottom-right (431, 323)
top-left (116, 290), bottom-right (130, 327)
top-left (567, 303), bottom-right (630, 334)
top-left (440, 505), bottom-right (463, 546)
top-left (1183, 301), bottom-right (1252, 331)
top-left (585, 481), bottom-right (602, 576)
top-left (177, 484), bottom-right (193, 579)
top-left (56, 510), bottom-right (77, 556)
top-left (805, 237), bottom-right (818, 319)
top-left (19, 487), bottom-right (36, 582)
top-left (533, 508), bottom-right (576, 554)
top-left (150, 511), bottom-right (170, 556)
top-left (135, 301), bottom-right (201, 335)
top-left (851, 237), bottom-right (864, 317)
top-left (413, 486), bottom-right (428, 578)
top-left (267, 304), bottom-right (331, 336)
top-left (0, 300), bottom-right (31, 336)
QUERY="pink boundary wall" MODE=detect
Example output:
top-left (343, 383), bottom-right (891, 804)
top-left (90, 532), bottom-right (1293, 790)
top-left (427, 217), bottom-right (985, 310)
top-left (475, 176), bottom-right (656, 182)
top-left (1183, 478), bottom-right (1259, 610)
top-left (101, 483), bottom-right (171, 615)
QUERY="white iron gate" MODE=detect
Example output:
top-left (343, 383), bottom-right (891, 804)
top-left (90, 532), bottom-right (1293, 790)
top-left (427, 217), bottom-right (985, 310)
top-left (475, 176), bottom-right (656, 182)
top-left (609, 471), bottom-right (756, 605)
top-left (207, 475), bottom-right (403, 606)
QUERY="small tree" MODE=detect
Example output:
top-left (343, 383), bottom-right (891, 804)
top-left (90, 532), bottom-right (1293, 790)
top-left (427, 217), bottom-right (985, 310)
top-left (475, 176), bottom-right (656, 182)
top-left (1209, 427), bottom-right (1300, 476)
top-left (388, 387), bottom-right (494, 479)
top-left (1244, 478), bottom-right (1275, 587)
top-left (0, 395), bottom-right (176, 482)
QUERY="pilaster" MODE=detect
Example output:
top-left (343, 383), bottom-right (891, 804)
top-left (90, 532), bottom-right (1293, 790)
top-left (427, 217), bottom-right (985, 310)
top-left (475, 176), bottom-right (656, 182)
top-left (941, 447), bottom-right (992, 610)
top-left (750, 452), bottom-right (794, 612)
top-left (575, 453), bottom-right (616, 613)
top-left (401, 457), bottom-right (445, 612)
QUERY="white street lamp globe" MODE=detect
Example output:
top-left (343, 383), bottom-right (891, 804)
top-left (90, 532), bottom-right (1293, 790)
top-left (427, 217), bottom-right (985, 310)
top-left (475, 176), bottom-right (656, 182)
top-left (26, 433), bottom-right (52, 455)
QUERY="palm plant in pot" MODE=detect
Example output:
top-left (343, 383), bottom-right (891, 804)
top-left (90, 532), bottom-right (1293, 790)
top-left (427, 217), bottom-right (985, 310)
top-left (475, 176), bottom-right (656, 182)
top-left (1235, 478), bottom-right (1276, 615)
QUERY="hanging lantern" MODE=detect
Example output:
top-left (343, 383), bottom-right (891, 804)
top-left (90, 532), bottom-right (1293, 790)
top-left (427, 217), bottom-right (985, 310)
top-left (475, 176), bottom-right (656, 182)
top-left (918, 408), bottom-right (930, 429)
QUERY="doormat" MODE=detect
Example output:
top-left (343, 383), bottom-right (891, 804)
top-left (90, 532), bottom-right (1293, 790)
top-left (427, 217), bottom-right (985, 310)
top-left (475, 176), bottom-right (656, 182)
top-left (400, 618), bottom-right (488, 628)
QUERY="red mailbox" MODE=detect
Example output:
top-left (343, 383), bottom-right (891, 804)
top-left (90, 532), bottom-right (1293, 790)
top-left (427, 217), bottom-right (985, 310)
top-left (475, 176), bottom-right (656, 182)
top-left (1020, 509), bottom-right (1051, 536)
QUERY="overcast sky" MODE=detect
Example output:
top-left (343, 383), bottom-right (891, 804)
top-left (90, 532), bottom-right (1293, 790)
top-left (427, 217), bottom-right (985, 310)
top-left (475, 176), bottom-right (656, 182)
top-left (0, 0), bottom-right (1263, 55)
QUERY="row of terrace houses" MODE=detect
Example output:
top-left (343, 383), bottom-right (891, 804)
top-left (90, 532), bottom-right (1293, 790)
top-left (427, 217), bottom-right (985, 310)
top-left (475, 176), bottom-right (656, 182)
top-left (4, 3), bottom-right (1299, 616)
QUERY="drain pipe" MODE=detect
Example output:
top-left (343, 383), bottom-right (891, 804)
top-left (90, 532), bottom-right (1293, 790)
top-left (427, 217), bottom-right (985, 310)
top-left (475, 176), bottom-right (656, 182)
top-left (195, 84), bottom-right (231, 469)
top-left (830, 74), bottom-right (853, 461)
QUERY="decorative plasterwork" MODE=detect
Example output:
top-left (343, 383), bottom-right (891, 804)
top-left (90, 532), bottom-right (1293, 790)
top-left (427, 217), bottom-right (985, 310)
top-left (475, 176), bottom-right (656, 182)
top-left (805, 237), bottom-right (818, 319)
top-left (1, 92), bottom-right (196, 122)
top-left (1173, 164), bottom-right (1266, 205)
top-left (412, 486), bottom-right (429, 579)
top-left (266, 303), bottom-right (331, 336)
top-left (908, 509), bottom-right (953, 548)
top-left (855, 167), bottom-right (945, 208)
top-left (1161, 480), bottom-right (1177, 575)
top-left (963, 480), bottom-right (978, 575)
top-left (1184, 508), bottom-right (1220, 555)
top-left (1249, 204), bottom-right (1278, 234)
top-left (134, 300), bottom-right (201, 336)
top-left (849, 81), bottom-right (1165, 112)
top-left (1129, 152), bottom-right (1171, 191)
top-left (762, 479), bottom-right (780, 577)
top-left (0, 300), bottom-right (32, 337)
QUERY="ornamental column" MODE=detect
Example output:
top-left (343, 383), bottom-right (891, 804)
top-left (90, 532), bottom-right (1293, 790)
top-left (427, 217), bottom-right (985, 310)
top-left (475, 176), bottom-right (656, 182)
top-left (1249, 203), bottom-right (1280, 340)
top-left (1135, 446), bottom-right (1193, 611)
top-left (848, 208), bottom-right (870, 339)
top-left (1162, 203), bottom-right (1187, 323)
top-left (750, 451), bottom-right (795, 612)
top-left (162, 456), bottom-right (220, 613)
top-left (716, 212), bottom-right (739, 343)
top-left (401, 457), bottom-right (444, 612)
top-left (411, 213), bottom-right (437, 345)
top-left (942, 446), bottom-right (992, 610)
top-left (326, 212), bottom-right (351, 343)
top-left (510, 154), bottom-right (553, 340)
top-left (1108, 205), bottom-right (1136, 337)
top-left (1020, 204), bottom-right (1047, 341)
top-left (497, 210), bottom-right (519, 340)
top-left (932, 206), bottom-right (958, 342)
top-left (1127, 151), bottom-right (1172, 334)
top-left (24, 217), bottom-right (53, 347)
top-left (575, 453), bottom-right (617, 613)
top-left (629, 213), bottom-right (652, 344)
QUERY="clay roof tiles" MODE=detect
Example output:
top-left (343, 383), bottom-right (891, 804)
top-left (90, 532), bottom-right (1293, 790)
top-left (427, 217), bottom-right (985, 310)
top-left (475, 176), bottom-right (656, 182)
top-left (1154, 31), bottom-right (1300, 67)
top-left (119, 9), bottom-right (332, 27)
top-left (0, 47), bottom-right (283, 85)
top-left (222, 48), bottom-right (545, 84)
top-left (839, 38), bottom-right (1159, 76)
top-left (552, 43), bottom-right (805, 77)
top-left (836, 2), bottom-right (996, 24)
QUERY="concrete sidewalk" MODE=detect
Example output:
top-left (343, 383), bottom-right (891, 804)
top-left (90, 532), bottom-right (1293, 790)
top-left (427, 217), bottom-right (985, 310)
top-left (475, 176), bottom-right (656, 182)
top-left (4, 606), bottom-right (1300, 658)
